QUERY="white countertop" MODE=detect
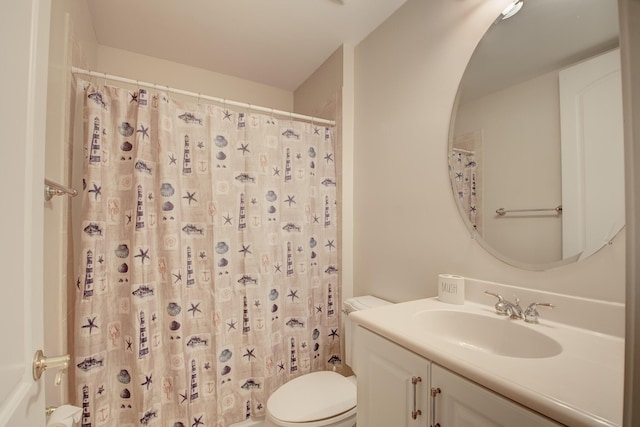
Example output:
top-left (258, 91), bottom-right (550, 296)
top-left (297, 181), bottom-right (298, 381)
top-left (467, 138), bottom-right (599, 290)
top-left (349, 298), bottom-right (624, 427)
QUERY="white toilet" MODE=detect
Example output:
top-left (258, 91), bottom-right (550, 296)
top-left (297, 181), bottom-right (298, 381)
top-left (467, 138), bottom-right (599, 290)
top-left (264, 295), bottom-right (391, 427)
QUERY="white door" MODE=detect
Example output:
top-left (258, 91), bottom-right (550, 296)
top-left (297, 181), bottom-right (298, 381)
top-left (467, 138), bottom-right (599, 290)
top-left (0, 0), bottom-right (51, 425)
top-left (559, 48), bottom-right (625, 260)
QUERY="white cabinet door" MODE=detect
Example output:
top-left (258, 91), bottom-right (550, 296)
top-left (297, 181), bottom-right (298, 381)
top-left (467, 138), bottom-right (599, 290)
top-left (431, 365), bottom-right (561, 427)
top-left (354, 326), bottom-right (430, 427)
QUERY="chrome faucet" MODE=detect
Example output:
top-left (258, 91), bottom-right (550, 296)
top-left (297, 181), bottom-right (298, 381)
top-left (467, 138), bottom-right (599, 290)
top-left (485, 291), bottom-right (554, 322)
top-left (485, 291), bottom-right (523, 319)
top-left (504, 299), bottom-right (524, 319)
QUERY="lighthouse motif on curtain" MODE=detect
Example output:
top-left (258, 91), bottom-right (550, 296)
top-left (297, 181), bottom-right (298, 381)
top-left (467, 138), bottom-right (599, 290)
top-left (183, 135), bottom-right (192, 174)
top-left (289, 337), bottom-right (297, 374)
top-left (138, 310), bottom-right (149, 358)
top-left (238, 193), bottom-right (246, 230)
top-left (242, 296), bottom-right (251, 334)
top-left (81, 385), bottom-right (91, 427)
top-left (284, 148), bottom-right (292, 182)
top-left (324, 195), bottom-right (331, 228)
top-left (186, 246), bottom-right (195, 288)
top-left (190, 359), bottom-right (199, 401)
top-left (286, 242), bottom-right (294, 277)
top-left (83, 250), bottom-right (94, 298)
top-left (135, 185), bottom-right (144, 230)
top-left (327, 283), bottom-right (335, 316)
top-left (89, 117), bottom-right (101, 164)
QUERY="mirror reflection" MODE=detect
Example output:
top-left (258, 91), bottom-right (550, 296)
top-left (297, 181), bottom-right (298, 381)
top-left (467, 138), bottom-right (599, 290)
top-left (449, 0), bottom-right (624, 269)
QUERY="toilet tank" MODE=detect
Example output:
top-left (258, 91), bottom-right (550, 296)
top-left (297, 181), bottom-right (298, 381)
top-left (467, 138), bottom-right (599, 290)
top-left (343, 296), bottom-right (392, 367)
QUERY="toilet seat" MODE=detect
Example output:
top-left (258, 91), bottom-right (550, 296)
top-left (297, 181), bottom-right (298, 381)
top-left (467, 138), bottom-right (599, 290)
top-left (266, 371), bottom-right (356, 426)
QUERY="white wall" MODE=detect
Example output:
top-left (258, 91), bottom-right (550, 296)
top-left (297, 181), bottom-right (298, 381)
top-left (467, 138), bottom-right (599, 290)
top-left (353, 0), bottom-right (625, 304)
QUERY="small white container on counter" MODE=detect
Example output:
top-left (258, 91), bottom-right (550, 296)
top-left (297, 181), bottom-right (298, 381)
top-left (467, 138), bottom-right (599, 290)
top-left (438, 274), bottom-right (465, 304)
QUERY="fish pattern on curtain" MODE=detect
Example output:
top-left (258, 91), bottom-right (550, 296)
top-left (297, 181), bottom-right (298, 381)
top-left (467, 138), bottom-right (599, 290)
top-left (74, 81), bottom-right (340, 427)
top-left (450, 152), bottom-right (478, 232)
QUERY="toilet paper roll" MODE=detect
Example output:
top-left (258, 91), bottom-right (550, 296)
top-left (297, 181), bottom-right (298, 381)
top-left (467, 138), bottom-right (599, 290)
top-left (47, 404), bottom-right (82, 427)
top-left (438, 274), bottom-right (465, 305)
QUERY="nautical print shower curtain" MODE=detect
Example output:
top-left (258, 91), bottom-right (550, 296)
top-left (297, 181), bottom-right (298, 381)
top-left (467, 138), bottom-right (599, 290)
top-left (450, 151), bottom-right (479, 233)
top-left (74, 81), bottom-right (340, 427)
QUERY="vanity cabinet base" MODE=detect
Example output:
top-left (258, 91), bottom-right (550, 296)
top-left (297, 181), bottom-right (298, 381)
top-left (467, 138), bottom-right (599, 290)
top-left (355, 326), bottom-right (562, 427)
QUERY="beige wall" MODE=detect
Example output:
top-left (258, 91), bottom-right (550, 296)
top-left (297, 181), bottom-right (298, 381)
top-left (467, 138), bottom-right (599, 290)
top-left (293, 45), bottom-right (356, 373)
top-left (455, 70), bottom-right (562, 264)
top-left (293, 46), bottom-right (353, 304)
top-left (45, 0), bottom-right (98, 407)
top-left (353, 0), bottom-right (625, 304)
top-left (96, 45), bottom-right (293, 111)
top-left (294, 46), bottom-right (343, 120)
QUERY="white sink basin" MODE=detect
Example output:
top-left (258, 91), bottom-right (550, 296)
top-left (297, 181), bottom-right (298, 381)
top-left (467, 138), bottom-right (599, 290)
top-left (412, 309), bottom-right (563, 358)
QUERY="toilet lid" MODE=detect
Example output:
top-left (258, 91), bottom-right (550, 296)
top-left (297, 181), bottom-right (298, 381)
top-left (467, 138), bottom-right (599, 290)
top-left (267, 371), bottom-right (356, 423)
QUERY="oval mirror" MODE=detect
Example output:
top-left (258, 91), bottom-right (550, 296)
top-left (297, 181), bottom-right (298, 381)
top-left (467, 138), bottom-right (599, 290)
top-left (449, 0), bottom-right (624, 270)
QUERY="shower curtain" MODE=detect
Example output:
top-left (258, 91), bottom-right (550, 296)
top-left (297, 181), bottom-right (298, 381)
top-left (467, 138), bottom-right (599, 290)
top-left (450, 151), bottom-right (479, 233)
top-left (74, 81), bottom-right (340, 427)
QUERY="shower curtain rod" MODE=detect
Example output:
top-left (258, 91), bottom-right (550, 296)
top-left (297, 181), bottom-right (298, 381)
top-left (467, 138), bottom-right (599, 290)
top-left (71, 67), bottom-right (336, 127)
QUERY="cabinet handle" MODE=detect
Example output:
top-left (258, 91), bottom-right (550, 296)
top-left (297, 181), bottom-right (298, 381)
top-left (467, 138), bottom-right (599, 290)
top-left (411, 376), bottom-right (422, 420)
top-left (431, 387), bottom-right (441, 427)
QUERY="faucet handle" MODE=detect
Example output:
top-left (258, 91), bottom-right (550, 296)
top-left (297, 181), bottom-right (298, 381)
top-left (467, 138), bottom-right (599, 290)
top-left (484, 291), bottom-right (504, 301)
top-left (484, 291), bottom-right (508, 316)
top-left (524, 302), bottom-right (555, 324)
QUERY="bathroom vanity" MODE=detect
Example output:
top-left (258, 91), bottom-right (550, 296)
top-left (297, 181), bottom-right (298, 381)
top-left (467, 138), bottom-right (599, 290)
top-left (349, 280), bottom-right (624, 427)
top-left (355, 326), bottom-right (560, 426)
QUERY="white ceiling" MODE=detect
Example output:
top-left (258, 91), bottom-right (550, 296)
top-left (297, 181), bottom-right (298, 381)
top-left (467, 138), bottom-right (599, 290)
top-left (86, 0), bottom-right (407, 91)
